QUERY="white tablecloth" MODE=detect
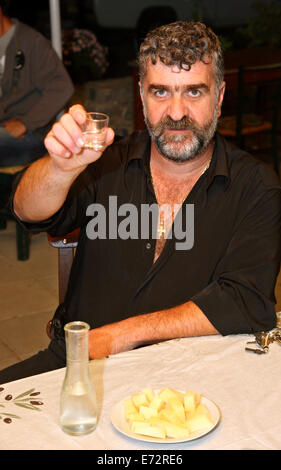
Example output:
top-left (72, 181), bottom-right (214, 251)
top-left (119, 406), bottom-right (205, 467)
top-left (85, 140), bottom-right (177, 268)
top-left (1, 334), bottom-right (280, 450)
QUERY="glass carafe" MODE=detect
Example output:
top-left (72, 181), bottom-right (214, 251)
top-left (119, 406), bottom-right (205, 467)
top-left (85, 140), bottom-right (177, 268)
top-left (60, 321), bottom-right (97, 435)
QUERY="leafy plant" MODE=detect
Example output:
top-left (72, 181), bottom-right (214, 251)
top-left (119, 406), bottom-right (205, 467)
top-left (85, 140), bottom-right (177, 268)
top-left (62, 28), bottom-right (109, 83)
top-left (219, 35), bottom-right (234, 51)
top-left (237, 0), bottom-right (281, 48)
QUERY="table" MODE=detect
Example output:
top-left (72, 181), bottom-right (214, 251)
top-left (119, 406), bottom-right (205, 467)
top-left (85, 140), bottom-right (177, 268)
top-left (1, 333), bottom-right (280, 450)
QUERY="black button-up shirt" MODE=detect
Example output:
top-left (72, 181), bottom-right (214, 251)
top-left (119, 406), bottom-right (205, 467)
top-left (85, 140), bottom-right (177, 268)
top-left (16, 131), bottom-right (281, 335)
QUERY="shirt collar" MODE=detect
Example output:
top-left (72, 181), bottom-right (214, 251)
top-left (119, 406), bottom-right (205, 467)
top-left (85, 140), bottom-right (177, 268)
top-left (126, 130), bottom-right (151, 163)
top-left (125, 129), bottom-right (231, 188)
top-left (205, 133), bottom-right (231, 190)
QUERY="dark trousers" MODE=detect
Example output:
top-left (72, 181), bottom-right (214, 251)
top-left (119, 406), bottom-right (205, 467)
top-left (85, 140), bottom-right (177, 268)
top-left (0, 129), bottom-right (46, 166)
top-left (0, 340), bottom-right (66, 385)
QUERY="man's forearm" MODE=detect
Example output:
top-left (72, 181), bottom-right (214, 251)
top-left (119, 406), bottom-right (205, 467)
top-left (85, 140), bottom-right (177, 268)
top-left (13, 105), bottom-right (114, 222)
top-left (13, 155), bottom-right (82, 222)
top-left (89, 301), bottom-right (219, 359)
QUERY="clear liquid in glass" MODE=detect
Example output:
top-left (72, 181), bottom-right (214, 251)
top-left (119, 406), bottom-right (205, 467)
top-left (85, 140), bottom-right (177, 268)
top-left (59, 322), bottom-right (98, 435)
top-left (60, 381), bottom-right (97, 435)
top-left (83, 130), bottom-right (106, 151)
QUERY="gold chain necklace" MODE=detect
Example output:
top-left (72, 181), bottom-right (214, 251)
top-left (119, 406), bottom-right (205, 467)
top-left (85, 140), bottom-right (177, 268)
top-left (151, 158), bottom-right (211, 239)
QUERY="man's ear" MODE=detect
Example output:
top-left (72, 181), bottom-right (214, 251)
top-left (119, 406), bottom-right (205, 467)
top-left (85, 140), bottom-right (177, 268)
top-left (138, 81), bottom-right (144, 105)
top-left (217, 81), bottom-right (226, 117)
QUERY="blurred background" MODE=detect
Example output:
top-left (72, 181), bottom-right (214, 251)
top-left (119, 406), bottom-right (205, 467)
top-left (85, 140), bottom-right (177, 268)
top-left (6, 0), bottom-right (281, 152)
top-left (9, 0), bottom-right (281, 80)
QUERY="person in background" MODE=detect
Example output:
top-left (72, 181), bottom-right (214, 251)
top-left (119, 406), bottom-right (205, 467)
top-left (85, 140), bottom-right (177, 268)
top-left (0, 0), bottom-right (74, 166)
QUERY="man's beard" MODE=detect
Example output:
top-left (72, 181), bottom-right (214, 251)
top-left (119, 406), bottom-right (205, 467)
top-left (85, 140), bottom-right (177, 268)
top-left (144, 105), bottom-right (218, 163)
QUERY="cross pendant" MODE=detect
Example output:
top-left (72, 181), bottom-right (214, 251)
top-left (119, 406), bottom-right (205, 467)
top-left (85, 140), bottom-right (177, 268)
top-left (158, 216), bottom-right (166, 239)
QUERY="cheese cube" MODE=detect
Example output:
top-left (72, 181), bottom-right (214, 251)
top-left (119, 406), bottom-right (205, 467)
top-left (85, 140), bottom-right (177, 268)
top-left (131, 421), bottom-right (166, 439)
top-left (142, 388), bottom-right (155, 403)
top-left (162, 421), bottom-right (190, 439)
top-left (185, 390), bottom-right (201, 406)
top-left (132, 392), bottom-right (148, 409)
top-left (126, 412), bottom-right (145, 424)
top-left (195, 403), bottom-right (210, 415)
top-left (139, 405), bottom-right (157, 420)
top-left (124, 399), bottom-right (138, 419)
top-left (159, 407), bottom-right (183, 426)
top-left (187, 413), bottom-right (213, 434)
top-left (159, 388), bottom-right (184, 404)
top-left (183, 392), bottom-right (197, 413)
top-left (169, 397), bottom-right (186, 423)
top-left (149, 395), bottom-right (164, 412)
top-left (149, 416), bottom-right (189, 439)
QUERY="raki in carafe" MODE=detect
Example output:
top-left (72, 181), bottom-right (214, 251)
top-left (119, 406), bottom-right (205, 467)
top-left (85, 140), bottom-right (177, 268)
top-left (60, 321), bottom-right (97, 435)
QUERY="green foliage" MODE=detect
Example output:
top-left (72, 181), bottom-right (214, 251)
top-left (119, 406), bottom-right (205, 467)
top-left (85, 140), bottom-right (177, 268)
top-left (219, 35), bottom-right (234, 51)
top-left (62, 29), bottom-right (109, 83)
top-left (237, 0), bottom-right (281, 48)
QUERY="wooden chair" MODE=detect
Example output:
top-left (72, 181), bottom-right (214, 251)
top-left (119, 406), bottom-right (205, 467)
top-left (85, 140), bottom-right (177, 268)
top-left (218, 63), bottom-right (281, 174)
top-left (0, 165), bottom-right (30, 260)
top-left (46, 228), bottom-right (80, 339)
top-left (47, 228), bottom-right (80, 303)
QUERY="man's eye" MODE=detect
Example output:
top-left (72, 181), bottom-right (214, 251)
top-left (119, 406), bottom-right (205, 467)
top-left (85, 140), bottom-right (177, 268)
top-left (188, 89), bottom-right (200, 97)
top-left (155, 89), bottom-right (167, 97)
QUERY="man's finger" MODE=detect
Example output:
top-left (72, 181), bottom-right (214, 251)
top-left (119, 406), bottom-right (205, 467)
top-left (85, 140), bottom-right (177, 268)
top-left (68, 104), bottom-right (87, 126)
top-left (105, 128), bottom-right (115, 147)
top-left (44, 133), bottom-right (71, 158)
top-left (52, 118), bottom-right (82, 154)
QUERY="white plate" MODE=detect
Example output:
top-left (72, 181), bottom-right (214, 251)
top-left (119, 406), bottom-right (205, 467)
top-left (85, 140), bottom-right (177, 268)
top-left (111, 392), bottom-right (221, 444)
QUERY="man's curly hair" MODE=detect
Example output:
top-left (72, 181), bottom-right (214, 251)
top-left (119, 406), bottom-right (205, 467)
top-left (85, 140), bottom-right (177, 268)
top-left (138, 21), bottom-right (224, 89)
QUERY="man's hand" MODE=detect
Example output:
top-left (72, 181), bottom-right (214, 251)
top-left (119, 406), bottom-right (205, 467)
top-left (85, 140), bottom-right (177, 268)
top-left (3, 119), bottom-right (26, 137)
top-left (44, 104), bottom-right (115, 174)
top-left (88, 322), bottom-right (139, 359)
top-left (14, 104), bottom-right (114, 223)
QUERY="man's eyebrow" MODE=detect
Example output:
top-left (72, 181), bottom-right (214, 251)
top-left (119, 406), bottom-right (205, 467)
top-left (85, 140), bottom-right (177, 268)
top-left (184, 83), bottom-right (210, 91)
top-left (148, 84), bottom-right (168, 92)
top-left (148, 83), bottom-right (210, 92)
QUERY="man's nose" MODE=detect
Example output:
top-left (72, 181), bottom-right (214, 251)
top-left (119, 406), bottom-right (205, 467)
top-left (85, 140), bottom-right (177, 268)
top-left (167, 96), bottom-right (187, 121)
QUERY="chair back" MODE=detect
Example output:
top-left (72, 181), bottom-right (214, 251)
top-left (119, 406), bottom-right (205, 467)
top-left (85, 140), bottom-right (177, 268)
top-left (237, 63), bottom-right (281, 144)
top-left (47, 228), bottom-right (80, 304)
top-left (46, 228), bottom-right (80, 340)
top-left (221, 62), bottom-right (281, 173)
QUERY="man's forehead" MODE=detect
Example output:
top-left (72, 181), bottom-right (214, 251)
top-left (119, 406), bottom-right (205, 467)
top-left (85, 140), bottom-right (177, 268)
top-left (143, 58), bottom-right (215, 85)
top-left (146, 57), bottom-right (214, 72)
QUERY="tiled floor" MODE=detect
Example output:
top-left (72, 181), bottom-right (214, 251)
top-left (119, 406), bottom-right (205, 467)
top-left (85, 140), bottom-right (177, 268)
top-left (0, 220), bottom-right (58, 370)
top-left (0, 216), bottom-right (281, 372)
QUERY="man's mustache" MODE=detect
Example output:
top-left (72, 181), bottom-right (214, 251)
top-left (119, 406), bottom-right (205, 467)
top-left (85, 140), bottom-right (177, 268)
top-left (153, 116), bottom-right (199, 136)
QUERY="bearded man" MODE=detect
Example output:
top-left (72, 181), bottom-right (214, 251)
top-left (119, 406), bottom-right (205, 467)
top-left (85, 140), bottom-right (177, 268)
top-left (0, 21), bottom-right (280, 383)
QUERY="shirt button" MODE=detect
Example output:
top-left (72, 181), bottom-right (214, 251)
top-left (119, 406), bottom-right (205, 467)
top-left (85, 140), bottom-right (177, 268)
top-left (146, 242), bottom-right (151, 250)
